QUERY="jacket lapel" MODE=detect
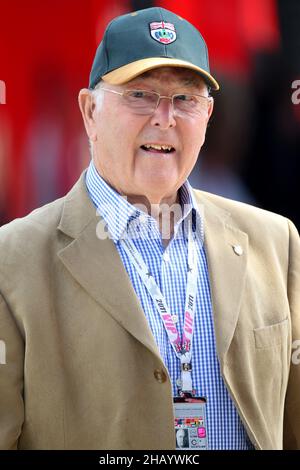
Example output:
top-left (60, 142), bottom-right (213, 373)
top-left (193, 191), bottom-right (249, 365)
top-left (57, 172), bottom-right (162, 361)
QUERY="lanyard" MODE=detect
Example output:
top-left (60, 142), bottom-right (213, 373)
top-left (120, 222), bottom-right (198, 394)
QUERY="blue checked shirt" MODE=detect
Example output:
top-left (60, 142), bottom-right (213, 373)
top-left (86, 160), bottom-right (254, 450)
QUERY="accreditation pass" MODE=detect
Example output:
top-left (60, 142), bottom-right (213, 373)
top-left (174, 396), bottom-right (208, 450)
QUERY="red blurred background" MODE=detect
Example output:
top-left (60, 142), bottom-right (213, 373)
top-left (0, 0), bottom-right (299, 227)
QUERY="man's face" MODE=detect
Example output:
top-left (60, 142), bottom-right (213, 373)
top-left (81, 67), bottom-right (213, 203)
top-left (176, 429), bottom-right (186, 447)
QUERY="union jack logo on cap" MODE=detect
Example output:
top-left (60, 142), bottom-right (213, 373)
top-left (149, 21), bottom-right (177, 44)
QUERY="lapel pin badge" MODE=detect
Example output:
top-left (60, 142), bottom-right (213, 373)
top-left (232, 245), bottom-right (243, 256)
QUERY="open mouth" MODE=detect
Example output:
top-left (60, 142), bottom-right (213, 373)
top-left (141, 144), bottom-right (176, 154)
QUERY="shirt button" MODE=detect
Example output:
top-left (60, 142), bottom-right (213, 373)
top-left (171, 315), bottom-right (178, 324)
top-left (163, 252), bottom-right (170, 262)
top-left (154, 368), bottom-right (167, 384)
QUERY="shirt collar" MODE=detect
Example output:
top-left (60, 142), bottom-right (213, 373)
top-left (85, 159), bottom-right (203, 243)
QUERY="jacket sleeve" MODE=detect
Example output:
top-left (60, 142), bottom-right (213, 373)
top-left (0, 293), bottom-right (24, 449)
top-left (283, 219), bottom-right (300, 449)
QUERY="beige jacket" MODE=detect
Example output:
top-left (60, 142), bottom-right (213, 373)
top-left (0, 171), bottom-right (299, 450)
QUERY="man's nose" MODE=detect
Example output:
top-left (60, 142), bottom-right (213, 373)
top-left (150, 96), bottom-right (176, 129)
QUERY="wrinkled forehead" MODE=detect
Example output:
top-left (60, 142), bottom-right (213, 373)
top-left (125, 66), bottom-right (207, 89)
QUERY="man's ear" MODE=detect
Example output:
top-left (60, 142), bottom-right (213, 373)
top-left (78, 88), bottom-right (97, 142)
top-left (205, 96), bottom-right (214, 128)
top-left (207, 96), bottom-right (214, 120)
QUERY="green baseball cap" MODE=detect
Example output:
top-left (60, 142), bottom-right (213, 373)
top-left (89, 7), bottom-right (219, 91)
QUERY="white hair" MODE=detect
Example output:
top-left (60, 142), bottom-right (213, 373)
top-left (89, 80), bottom-right (104, 157)
top-left (91, 80), bottom-right (105, 111)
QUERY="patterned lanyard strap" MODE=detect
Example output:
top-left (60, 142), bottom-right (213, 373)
top-left (120, 222), bottom-right (198, 394)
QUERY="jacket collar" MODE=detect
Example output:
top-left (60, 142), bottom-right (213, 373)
top-left (85, 159), bottom-right (203, 242)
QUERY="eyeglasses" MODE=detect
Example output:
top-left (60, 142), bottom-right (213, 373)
top-left (100, 88), bottom-right (212, 117)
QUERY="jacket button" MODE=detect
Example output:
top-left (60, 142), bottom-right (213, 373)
top-left (154, 368), bottom-right (167, 383)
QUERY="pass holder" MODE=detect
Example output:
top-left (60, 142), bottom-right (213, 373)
top-left (174, 396), bottom-right (208, 450)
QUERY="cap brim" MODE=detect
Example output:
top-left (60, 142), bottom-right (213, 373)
top-left (102, 57), bottom-right (219, 91)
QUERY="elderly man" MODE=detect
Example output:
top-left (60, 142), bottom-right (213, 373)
top-left (0, 7), bottom-right (299, 450)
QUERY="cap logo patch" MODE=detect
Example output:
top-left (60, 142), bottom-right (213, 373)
top-left (149, 21), bottom-right (176, 44)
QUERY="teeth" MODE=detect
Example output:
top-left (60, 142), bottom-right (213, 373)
top-left (144, 144), bottom-right (173, 151)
